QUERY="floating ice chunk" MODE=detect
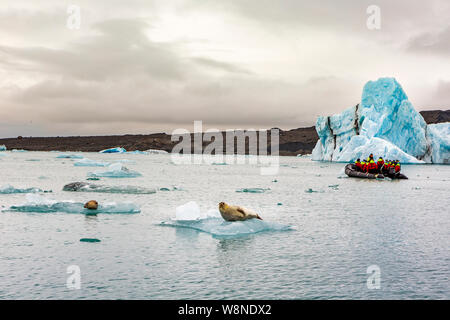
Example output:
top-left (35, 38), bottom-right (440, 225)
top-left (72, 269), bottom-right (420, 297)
top-left (11, 149), bottom-right (27, 152)
top-left (174, 202), bottom-right (221, 221)
top-left (159, 186), bottom-right (182, 191)
top-left (63, 182), bottom-right (156, 194)
top-left (87, 163), bottom-right (142, 178)
top-left (175, 201), bottom-right (201, 220)
top-left (7, 194), bottom-right (140, 214)
top-left (426, 123), bottom-right (450, 164)
top-left (74, 158), bottom-right (110, 167)
top-left (80, 238), bottom-right (101, 243)
top-left (160, 217), bottom-right (294, 238)
top-left (145, 149), bottom-right (168, 154)
top-left (99, 147), bottom-right (126, 153)
top-left (236, 188), bottom-right (269, 193)
top-left (56, 153), bottom-right (84, 159)
top-left (164, 201), bottom-right (294, 238)
top-left (0, 145), bottom-right (6, 151)
top-left (125, 150), bottom-right (148, 155)
top-left (0, 185), bottom-right (51, 194)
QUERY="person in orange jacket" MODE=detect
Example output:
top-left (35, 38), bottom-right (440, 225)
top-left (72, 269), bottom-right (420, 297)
top-left (361, 160), bottom-right (367, 172)
top-left (394, 160), bottom-right (401, 173)
top-left (368, 159), bottom-right (378, 173)
top-left (377, 157), bottom-right (384, 172)
top-left (355, 158), bottom-right (362, 171)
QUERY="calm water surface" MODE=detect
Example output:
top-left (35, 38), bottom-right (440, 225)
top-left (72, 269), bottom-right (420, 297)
top-left (0, 151), bottom-right (449, 299)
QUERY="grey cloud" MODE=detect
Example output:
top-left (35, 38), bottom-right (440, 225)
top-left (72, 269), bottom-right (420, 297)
top-left (0, 19), bottom-right (186, 81)
top-left (406, 27), bottom-right (450, 56)
top-left (191, 57), bottom-right (252, 75)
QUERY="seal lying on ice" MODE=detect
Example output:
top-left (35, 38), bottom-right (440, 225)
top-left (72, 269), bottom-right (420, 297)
top-left (218, 202), bottom-right (263, 222)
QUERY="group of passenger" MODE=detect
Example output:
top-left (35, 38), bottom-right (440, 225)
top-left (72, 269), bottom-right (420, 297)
top-left (353, 153), bottom-right (401, 175)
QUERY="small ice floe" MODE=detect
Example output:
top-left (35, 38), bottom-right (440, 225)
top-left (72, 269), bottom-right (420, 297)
top-left (87, 163), bottom-right (142, 178)
top-left (211, 162), bottom-right (227, 165)
top-left (99, 147), bottom-right (126, 153)
top-left (235, 188), bottom-right (269, 193)
top-left (125, 150), bottom-right (148, 155)
top-left (56, 153), bottom-right (84, 159)
top-left (328, 184), bottom-right (339, 190)
top-left (80, 238), bottom-right (101, 243)
top-left (0, 145), bottom-right (6, 151)
top-left (159, 186), bottom-right (182, 191)
top-left (6, 194), bottom-right (140, 214)
top-left (11, 149), bottom-right (28, 152)
top-left (304, 188), bottom-right (324, 193)
top-left (0, 185), bottom-right (51, 194)
top-left (63, 182), bottom-right (156, 194)
top-left (74, 158), bottom-right (110, 167)
top-left (159, 201), bottom-right (294, 238)
top-left (145, 149), bottom-right (168, 154)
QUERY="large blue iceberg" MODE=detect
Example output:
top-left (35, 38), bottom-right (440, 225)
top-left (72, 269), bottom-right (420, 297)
top-left (312, 78), bottom-right (449, 164)
top-left (159, 201), bottom-right (295, 238)
top-left (0, 145), bottom-right (6, 151)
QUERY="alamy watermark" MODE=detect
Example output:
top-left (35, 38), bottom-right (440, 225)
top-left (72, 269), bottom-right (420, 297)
top-left (67, 5), bottom-right (81, 30)
top-left (366, 265), bottom-right (381, 289)
top-left (66, 265), bottom-right (81, 290)
top-left (366, 5), bottom-right (381, 30)
top-left (170, 121), bottom-right (280, 175)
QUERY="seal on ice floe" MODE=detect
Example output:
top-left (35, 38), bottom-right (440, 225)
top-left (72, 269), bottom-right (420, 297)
top-left (218, 202), bottom-right (263, 222)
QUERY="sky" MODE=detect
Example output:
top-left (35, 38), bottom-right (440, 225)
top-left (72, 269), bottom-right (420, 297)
top-left (0, 0), bottom-right (449, 137)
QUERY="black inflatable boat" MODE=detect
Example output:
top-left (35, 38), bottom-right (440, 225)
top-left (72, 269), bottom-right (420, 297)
top-left (345, 164), bottom-right (408, 180)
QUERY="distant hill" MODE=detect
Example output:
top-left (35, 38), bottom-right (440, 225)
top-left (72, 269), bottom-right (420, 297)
top-left (419, 109), bottom-right (450, 124)
top-left (0, 109), bottom-right (448, 156)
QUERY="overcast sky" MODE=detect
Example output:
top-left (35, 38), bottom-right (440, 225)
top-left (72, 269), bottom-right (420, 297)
top-left (0, 0), bottom-right (449, 137)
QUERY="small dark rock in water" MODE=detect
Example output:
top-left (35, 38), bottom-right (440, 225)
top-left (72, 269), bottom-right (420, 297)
top-left (87, 177), bottom-right (100, 181)
top-left (80, 238), bottom-right (101, 243)
top-left (277, 202), bottom-right (283, 206)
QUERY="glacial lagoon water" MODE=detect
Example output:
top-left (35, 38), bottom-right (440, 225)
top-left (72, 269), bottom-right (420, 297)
top-left (0, 151), bottom-right (449, 299)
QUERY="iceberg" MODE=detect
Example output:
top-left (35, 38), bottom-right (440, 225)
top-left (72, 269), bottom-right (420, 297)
top-left (126, 150), bottom-right (148, 155)
top-left (145, 149), bottom-right (168, 154)
top-left (0, 145), bottom-right (6, 151)
top-left (11, 149), bottom-right (27, 152)
top-left (63, 182), bottom-right (157, 194)
top-left (160, 201), bottom-right (295, 238)
top-left (87, 163), bottom-right (142, 178)
top-left (74, 158), bottom-right (110, 167)
top-left (6, 194), bottom-right (140, 214)
top-left (56, 153), bottom-right (84, 159)
top-left (426, 123), bottom-right (450, 164)
top-left (0, 185), bottom-right (51, 194)
top-left (99, 147), bottom-right (126, 153)
top-left (312, 77), bottom-right (448, 164)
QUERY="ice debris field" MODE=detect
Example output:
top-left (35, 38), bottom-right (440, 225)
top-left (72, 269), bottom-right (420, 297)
top-left (312, 78), bottom-right (450, 164)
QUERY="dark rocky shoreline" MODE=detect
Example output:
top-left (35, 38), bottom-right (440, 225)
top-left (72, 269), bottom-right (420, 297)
top-left (0, 110), bottom-right (448, 156)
